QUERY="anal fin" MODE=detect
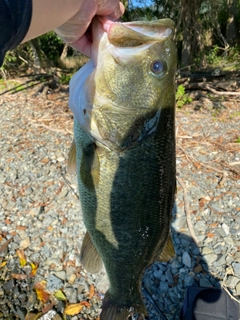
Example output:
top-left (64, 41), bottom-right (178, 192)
top-left (80, 231), bottom-right (103, 273)
top-left (158, 234), bottom-right (175, 262)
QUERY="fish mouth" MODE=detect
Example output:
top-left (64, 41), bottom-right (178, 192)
top-left (91, 17), bottom-right (174, 66)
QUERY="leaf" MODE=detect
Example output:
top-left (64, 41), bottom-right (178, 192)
top-left (80, 301), bottom-right (90, 308)
top-left (35, 281), bottom-right (49, 303)
top-left (11, 273), bottom-right (28, 280)
top-left (0, 238), bottom-right (12, 253)
top-left (54, 290), bottom-right (66, 301)
top-left (30, 262), bottom-right (38, 277)
top-left (16, 249), bottom-right (27, 266)
top-left (206, 232), bottom-right (214, 238)
top-left (89, 284), bottom-right (95, 299)
top-left (64, 303), bottom-right (84, 316)
top-left (0, 261), bottom-right (7, 268)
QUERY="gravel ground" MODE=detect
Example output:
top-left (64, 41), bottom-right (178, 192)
top-left (0, 82), bottom-right (239, 320)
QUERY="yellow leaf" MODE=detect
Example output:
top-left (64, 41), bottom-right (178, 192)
top-left (30, 262), bottom-right (38, 277)
top-left (54, 290), bottom-right (66, 301)
top-left (64, 303), bottom-right (84, 316)
top-left (0, 261), bottom-right (7, 268)
top-left (35, 281), bottom-right (49, 303)
top-left (16, 249), bottom-right (27, 267)
top-left (35, 288), bottom-right (49, 303)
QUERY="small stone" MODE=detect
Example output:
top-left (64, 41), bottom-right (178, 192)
top-left (236, 282), bottom-right (240, 296)
top-left (153, 268), bottom-right (163, 280)
top-left (224, 237), bottom-right (234, 246)
top-left (214, 254), bottom-right (226, 267)
top-left (182, 252), bottom-right (191, 268)
top-left (171, 258), bottom-right (181, 270)
top-left (199, 278), bottom-right (213, 287)
top-left (194, 221), bottom-right (206, 232)
top-left (46, 275), bottom-right (63, 292)
top-left (159, 281), bottom-right (169, 293)
top-left (232, 263), bottom-right (240, 276)
top-left (3, 278), bottom-right (14, 294)
top-left (222, 223), bottom-right (229, 235)
top-left (203, 253), bottom-right (218, 265)
top-left (165, 268), bottom-right (174, 284)
top-left (19, 237), bottom-right (31, 249)
top-left (225, 276), bottom-right (240, 288)
top-left (234, 252), bottom-right (240, 263)
top-left (64, 287), bottom-right (77, 303)
top-left (201, 246), bottom-right (213, 255)
top-left (184, 275), bottom-right (194, 287)
top-left (54, 271), bottom-right (66, 281)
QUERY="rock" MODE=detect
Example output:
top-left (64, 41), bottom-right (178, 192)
top-left (236, 282), bottom-right (240, 296)
top-left (19, 237), bottom-right (31, 250)
top-left (184, 275), bottom-right (195, 287)
top-left (46, 275), bottom-right (63, 292)
top-left (3, 278), bottom-right (14, 294)
top-left (153, 268), bottom-right (163, 280)
top-left (232, 263), bottom-right (240, 276)
top-left (165, 268), bottom-right (174, 284)
top-left (54, 271), bottom-right (66, 281)
top-left (159, 281), bottom-right (169, 293)
top-left (222, 223), bottom-right (229, 235)
top-left (199, 278), bottom-right (213, 287)
top-left (225, 276), bottom-right (240, 289)
top-left (194, 221), bottom-right (206, 232)
top-left (182, 252), bottom-right (191, 268)
top-left (224, 237), bottom-right (234, 246)
top-left (201, 246), bottom-right (213, 255)
top-left (64, 287), bottom-right (78, 303)
top-left (203, 253), bottom-right (218, 265)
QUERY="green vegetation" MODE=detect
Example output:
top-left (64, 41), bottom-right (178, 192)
top-left (0, 0), bottom-right (240, 76)
top-left (176, 85), bottom-right (193, 108)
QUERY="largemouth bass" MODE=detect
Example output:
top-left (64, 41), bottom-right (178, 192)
top-left (68, 17), bottom-right (177, 320)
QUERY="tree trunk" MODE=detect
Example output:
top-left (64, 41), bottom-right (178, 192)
top-left (226, 0), bottom-right (239, 46)
top-left (60, 44), bottom-right (68, 61)
top-left (180, 0), bottom-right (203, 67)
top-left (29, 39), bottom-right (41, 70)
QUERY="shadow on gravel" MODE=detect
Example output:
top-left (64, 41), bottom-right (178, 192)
top-left (141, 203), bottom-right (222, 320)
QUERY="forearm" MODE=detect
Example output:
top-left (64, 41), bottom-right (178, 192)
top-left (23, 0), bottom-right (85, 42)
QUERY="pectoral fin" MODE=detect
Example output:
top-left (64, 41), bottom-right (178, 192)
top-left (158, 234), bottom-right (175, 262)
top-left (80, 231), bottom-right (103, 273)
top-left (67, 139), bottom-right (77, 174)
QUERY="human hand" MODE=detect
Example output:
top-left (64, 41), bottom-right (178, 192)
top-left (55, 1), bottom-right (124, 57)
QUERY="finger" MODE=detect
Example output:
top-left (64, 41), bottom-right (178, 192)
top-left (70, 35), bottom-right (92, 57)
top-left (97, 2), bottom-right (125, 20)
top-left (110, 2), bottom-right (125, 19)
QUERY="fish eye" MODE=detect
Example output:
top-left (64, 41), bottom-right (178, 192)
top-left (150, 60), bottom-right (167, 77)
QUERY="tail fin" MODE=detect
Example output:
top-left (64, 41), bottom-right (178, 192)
top-left (100, 290), bottom-right (147, 320)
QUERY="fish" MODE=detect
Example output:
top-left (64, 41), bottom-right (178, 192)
top-left (68, 17), bottom-right (177, 320)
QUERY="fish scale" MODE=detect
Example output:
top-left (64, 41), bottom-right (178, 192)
top-left (69, 17), bottom-right (177, 320)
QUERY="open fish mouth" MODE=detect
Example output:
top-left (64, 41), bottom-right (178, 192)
top-left (91, 17), bottom-right (174, 67)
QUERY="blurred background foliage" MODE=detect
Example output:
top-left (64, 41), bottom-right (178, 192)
top-left (1, 0), bottom-right (240, 76)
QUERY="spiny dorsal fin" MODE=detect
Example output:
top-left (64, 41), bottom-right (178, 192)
top-left (80, 231), bottom-right (103, 273)
top-left (67, 139), bottom-right (77, 174)
top-left (158, 234), bottom-right (175, 262)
